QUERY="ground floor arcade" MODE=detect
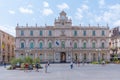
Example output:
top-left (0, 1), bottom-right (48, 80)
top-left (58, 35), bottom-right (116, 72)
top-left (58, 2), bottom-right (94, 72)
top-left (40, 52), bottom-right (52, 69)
top-left (16, 49), bottom-right (110, 63)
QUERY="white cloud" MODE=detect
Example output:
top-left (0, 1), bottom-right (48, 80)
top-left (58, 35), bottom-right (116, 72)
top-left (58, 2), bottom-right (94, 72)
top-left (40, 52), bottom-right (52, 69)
top-left (27, 4), bottom-right (33, 8)
top-left (0, 25), bottom-right (15, 36)
top-left (75, 8), bottom-right (83, 20)
top-left (43, 1), bottom-right (49, 7)
top-left (113, 20), bottom-right (120, 26)
top-left (99, 0), bottom-right (105, 6)
top-left (57, 3), bottom-right (69, 10)
top-left (42, 8), bottom-right (53, 16)
top-left (8, 10), bottom-right (15, 14)
top-left (75, 4), bottom-right (89, 20)
top-left (68, 16), bottom-right (72, 19)
top-left (81, 4), bottom-right (89, 10)
top-left (93, 4), bottom-right (120, 27)
top-left (42, 1), bottom-right (53, 16)
top-left (19, 7), bottom-right (33, 14)
top-left (83, 0), bottom-right (89, 4)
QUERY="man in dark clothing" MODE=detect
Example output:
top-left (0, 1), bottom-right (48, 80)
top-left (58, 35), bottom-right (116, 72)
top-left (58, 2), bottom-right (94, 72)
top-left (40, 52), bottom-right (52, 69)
top-left (36, 63), bottom-right (39, 72)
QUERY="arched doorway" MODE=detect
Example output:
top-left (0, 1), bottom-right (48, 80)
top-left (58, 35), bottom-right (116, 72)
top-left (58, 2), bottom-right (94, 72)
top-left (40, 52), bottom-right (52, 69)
top-left (75, 53), bottom-right (78, 62)
top-left (60, 52), bottom-right (66, 63)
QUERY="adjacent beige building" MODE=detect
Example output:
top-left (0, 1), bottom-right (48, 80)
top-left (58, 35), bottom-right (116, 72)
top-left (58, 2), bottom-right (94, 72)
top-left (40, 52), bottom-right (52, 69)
top-left (110, 27), bottom-right (120, 59)
top-left (0, 30), bottom-right (15, 63)
top-left (15, 11), bottom-right (110, 63)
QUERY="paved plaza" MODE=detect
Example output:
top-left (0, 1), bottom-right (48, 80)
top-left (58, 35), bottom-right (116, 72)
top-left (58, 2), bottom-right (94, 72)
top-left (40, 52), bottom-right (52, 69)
top-left (0, 63), bottom-right (120, 80)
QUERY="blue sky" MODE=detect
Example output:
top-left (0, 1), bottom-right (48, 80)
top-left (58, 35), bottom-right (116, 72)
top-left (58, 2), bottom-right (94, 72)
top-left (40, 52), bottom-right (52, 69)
top-left (0, 0), bottom-right (120, 36)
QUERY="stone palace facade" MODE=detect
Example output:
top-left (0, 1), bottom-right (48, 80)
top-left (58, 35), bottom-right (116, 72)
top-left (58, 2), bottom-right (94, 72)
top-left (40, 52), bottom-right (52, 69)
top-left (15, 11), bottom-right (110, 63)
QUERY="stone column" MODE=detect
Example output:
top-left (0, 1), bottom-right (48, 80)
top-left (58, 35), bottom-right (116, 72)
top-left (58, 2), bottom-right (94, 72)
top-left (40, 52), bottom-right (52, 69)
top-left (79, 53), bottom-right (82, 62)
top-left (44, 52), bottom-right (47, 62)
top-left (88, 53), bottom-right (91, 62)
top-left (106, 51), bottom-right (110, 62)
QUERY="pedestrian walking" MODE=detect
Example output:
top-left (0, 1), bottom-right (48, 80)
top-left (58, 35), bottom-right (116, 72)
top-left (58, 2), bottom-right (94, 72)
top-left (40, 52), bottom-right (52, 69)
top-left (70, 61), bottom-right (73, 69)
top-left (35, 63), bottom-right (39, 72)
top-left (24, 63), bottom-right (29, 72)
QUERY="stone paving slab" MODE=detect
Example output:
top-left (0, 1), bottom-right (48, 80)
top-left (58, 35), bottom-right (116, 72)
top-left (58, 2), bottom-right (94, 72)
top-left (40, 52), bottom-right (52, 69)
top-left (0, 64), bottom-right (120, 80)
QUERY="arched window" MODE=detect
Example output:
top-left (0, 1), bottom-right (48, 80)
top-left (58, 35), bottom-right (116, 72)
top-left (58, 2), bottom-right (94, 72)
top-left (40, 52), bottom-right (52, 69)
top-left (48, 42), bottom-right (52, 48)
top-left (101, 42), bottom-right (105, 48)
top-left (30, 42), bottom-right (34, 49)
top-left (39, 42), bottom-right (43, 49)
top-left (92, 42), bottom-right (95, 48)
top-left (83, 42), bottom-right (86, 48)
top-left (74, 42), bottom-right (77, 48)
top-left (84, 54), bottom-right (86, 60)
top-left (92, 30), bottom-right (96, 36)
top-left (61, 41), bottom-right (65, 48)
top-left (21, 42), bottom-right (25, 48)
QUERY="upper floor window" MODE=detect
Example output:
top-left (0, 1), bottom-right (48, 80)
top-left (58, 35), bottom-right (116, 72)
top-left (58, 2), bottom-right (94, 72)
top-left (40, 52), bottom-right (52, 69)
top-left (92, 42), bottom-right (95, 48)
top-left (30, 30), bottom-right (33, 36)
top-left (74, 42), bottom-right (77, 48)
top-left (74, 30), bottom-right (77, 36)
top-left (83, 42), bottom-right (86, 48)
top-left (92, 30), bottom-right (96, 36)
top-left (83, 30), bottom-right (86, 36)
top-left (61, 41), bottom-right (65, 48)
top-left (48, 30), bottom-right (52, 36)
top-left (48, 42), bottom-right (52, 48)
top-left (40, 30), bottom-right (43, 36)
top-left (39, 42), bottom-right (43, 49)
top-left (21, 30), bottom-right (24, 36)
top-left (30, 42), bottom-right (34, 49)
top-left (102, 42), bottom-right (105, 48)
top-left (21, 42), bottom-right (25, 48)
top-left (102, 30), bottom-right (105, 36)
